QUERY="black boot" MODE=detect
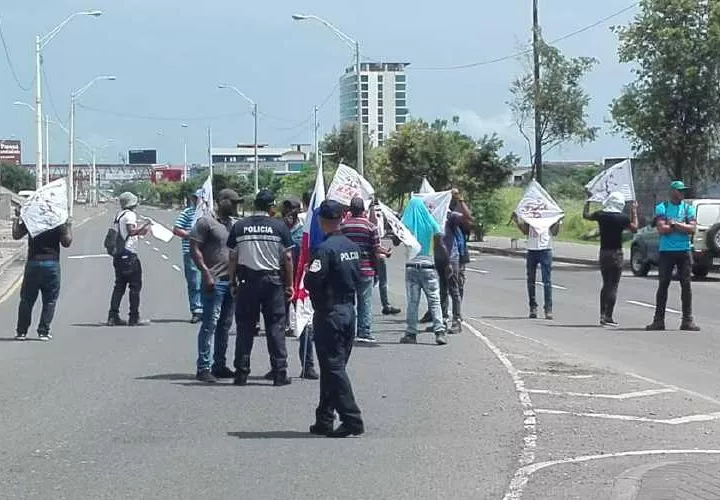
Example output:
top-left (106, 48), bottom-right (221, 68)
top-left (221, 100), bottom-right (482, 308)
top-left (273, 370), bottom-right (292, 386)
top-left (107, 313), bottom-right (127, 326)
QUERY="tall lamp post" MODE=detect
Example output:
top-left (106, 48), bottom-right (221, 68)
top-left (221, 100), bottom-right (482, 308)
top-left (14, 101), bottom-right (65, 184)
top-left (292, 14), bottom-right (364, 177)
top-left (76, 139), bottom-right (113, 206)
top-left (69, 75), bottom-right (116, 216)
top-left (181, 123), bottom-right (189, 181)
top-left (218, 84), bottom-right (259, 193)
top-left (35, 10), bottom-right (103, 190)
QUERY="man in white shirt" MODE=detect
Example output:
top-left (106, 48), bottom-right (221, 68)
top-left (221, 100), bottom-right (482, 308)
top-left (512, 213), bottom-right (561, 319)
top-left (108, 192), bottom-right (151, 326)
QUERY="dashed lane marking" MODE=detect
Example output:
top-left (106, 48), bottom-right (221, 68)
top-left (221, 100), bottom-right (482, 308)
top-left (172, 265), bottom-right (181, 272)
top-left (161, 254), bottom-right (168, 260)
top-left (518, 370), bottom-right (594, 379)
top-left (536, 281), bottom-right (567, 290)
top-left (465, 268), bottom-right (489, 274)
top-left (152, 247), bottom-right (159, 252)
top-left (527, 388), bottom-right (675, 400)
top-left (67, 254), bottom-right (111, 260)
top-left (627, 299), bottom-right (680, 314)
top-left (536, 408), bottom-right (720, 425)
top-left (146, 240), bottom-right (151, 245)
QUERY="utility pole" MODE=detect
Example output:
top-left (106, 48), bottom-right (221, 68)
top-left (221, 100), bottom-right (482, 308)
top-left (313, 105), bottom-right (319, 168)
top-left (532, 0), bottom-right (543, 185)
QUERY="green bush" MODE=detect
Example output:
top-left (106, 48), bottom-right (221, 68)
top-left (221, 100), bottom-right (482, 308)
top-left (0, 163), bottom-right (35, 193)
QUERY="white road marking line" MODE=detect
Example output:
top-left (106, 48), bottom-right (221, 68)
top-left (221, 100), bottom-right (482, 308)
top-left (527, 388), bottom-right (675, 400)
top-left (627, 299), bottom-right (680, 314)
top-left (536, 408), bottom-right (720, 425)
top-left (68, 254), bottom-right (111, 259)
top-left (161, 254), bottom-right (168, 260)
top-left (518, 370), bottom-right (594, 379)
top-left (0, 276), bottom-right (23, 305)
top-left (536, 281), bottom-right (567, 290)
top-left (627, 372), bottom-right (720, 407)
top-left (152, 247), bottom-right (159, 252)
top-left (462, 321), bottom-right (536, 500)
top-left (515, 450), bottom-right (720, 486)
top-left (146, 240), bottom-right (151, 245)
top-left (466, 268), bottom-right (489, 274)
top-left (172, 265), bottom-right (181, 272)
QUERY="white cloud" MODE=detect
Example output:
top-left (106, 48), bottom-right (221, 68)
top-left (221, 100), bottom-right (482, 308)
top-left (451, 109), bottom-right (514, 138)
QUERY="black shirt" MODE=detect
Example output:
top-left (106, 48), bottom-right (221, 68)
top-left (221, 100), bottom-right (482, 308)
top-left (26, 225), bottom-right (69, 261)
top-left (588, 212), bottom-right (631, 250)
top-left (305, 232), bottom-right (362, 312)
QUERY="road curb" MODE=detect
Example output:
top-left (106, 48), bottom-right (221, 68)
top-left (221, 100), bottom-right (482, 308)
top-left (610, 461), bottom-right (678, 500)
top-left (468, 244), bottom-right (632, 270)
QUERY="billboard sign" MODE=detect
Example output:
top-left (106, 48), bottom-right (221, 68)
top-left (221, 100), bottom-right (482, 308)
top-left (0, 140), bottom-right (21, 165)
top-left (128, 149), bottom-right (157, 165)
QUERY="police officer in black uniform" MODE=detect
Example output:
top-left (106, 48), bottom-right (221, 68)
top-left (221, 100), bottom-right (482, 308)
top-left (305, 200), bottom-right (365, 438)
top-left (227, 189), bottom-right (294, 387)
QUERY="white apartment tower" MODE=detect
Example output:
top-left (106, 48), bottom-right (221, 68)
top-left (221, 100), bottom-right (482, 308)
top-left (339, 62), bottom-right (409, 147)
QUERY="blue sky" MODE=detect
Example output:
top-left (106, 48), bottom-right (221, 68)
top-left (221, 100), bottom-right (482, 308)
top-left (0, 0), bottom-right (637, 166)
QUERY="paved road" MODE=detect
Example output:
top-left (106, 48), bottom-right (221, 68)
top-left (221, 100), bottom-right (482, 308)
top-left (6, 206), bottom-right (720, 499)
top-left (0, 206), bottom-right (519, 500)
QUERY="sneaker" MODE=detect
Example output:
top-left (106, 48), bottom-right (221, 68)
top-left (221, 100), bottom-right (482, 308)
top-left (38, 333), bottom-right (52, 341)
top-left (382, 306), bottom-right (401, 315)
top-left (435, 332), bottom-right (448, 345)
top-left (645, 321), bottom-right (666, 331)
top-left (327, 423), bottom-right (364, 438)
top-left (233, 373), bottom-right (248, 386)
top-left (196, 369), bottom-right (217, 383)
top-left (211, 366), bottom-right (235, 379)
top-left (603, 318), bottom-right (619, 327)
top-left (450, 321), bottom-right (462, 334)
top-left (107, 316), bottom-right (127, 326)
top-left (680, 321), bottom-right (701, 332)
top-left (419, 311), bottom-right (432, 323)
top-left (14, 333), bottom-right (27, 341)
top-left (356, 335), bottom-right (377, 343)
top-left (544, 311), bottom-right (554, 320)
top-left (190, 313), bottom-right (202, 324)
top-left (128, 318), bottom-right (150, 327)
top-left (263, 370), bottom-right (274, 380)
top-left (300, 367), bottom-right (319, 380)
top-left (273, 371), bottom-right (292, 387)
top-left (529, 308), bottom-right (538, 319)
top-left (399, 334), bottom-right (417, 344)
top-left (309, 423), bottom-right (333, 436)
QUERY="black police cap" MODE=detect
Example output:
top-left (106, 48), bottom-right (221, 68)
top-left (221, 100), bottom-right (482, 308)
top-left (318, 200), bottom-right (344, 220)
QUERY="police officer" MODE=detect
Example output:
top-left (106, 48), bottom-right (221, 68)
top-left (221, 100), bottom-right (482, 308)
top-left (227, 189), bottom-right (294, 387)
top-left (305, 200), bottom-right (365, 438)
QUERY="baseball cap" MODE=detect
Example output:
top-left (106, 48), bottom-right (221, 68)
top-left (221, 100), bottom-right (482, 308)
top-left (254, 189), bottom-right (276, 210)
top-left (670, 180), bottom-right (688, 191)
top-left (217, 188), bottom-right (242, 203)
top-left (318, 200), bottom-right (344, 220)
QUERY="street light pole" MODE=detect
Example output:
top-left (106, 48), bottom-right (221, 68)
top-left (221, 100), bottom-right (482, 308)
top-left (532, 0), bottom-right (542, 184)
top-left (313, 105), bottom-right (319, 168)
top-left (218, 84), bottom-right (259, 193)
top-left (181, 123), bottom-right (188, 181)
top-left (45, 114), bottom-right (50, 184)
top-left (292, 14), bottom-right (364, 176)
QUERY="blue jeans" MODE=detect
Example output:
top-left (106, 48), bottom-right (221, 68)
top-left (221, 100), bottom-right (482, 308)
top-left (17, 260), bottom-right (61, 335)
top-left (405, 266), bottom-right (444, 335)
top-left (527, 249), bottom-right (552, 312)
top-left (196, 280), bottom-right (234, 371)
top-left (377, 258), bottom-right (390, 308)
top-left (356, 276), bottom-right (374, 338)
top-left (183, 253), bottom-right (202, 315)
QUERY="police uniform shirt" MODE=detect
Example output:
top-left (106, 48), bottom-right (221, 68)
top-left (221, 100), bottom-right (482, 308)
top-left (226, 215), bottom-right (294, 271)
top-left (305, 233), bottom-right (362, 311)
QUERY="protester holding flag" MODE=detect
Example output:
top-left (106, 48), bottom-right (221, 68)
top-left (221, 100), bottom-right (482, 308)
top-left (173, 189), bottom-right (203, 324)
top-left (583, 192), bottom-right (638, 327)
top-left (12, 207), bottom-right (72, 341)
top-left (369, 200), bottom-right (401, 316)
top-left (399, 198), bottom-right (449, 346)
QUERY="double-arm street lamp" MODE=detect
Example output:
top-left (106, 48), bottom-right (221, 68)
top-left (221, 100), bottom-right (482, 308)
top-left (218, 84), bottom-right (259, 193)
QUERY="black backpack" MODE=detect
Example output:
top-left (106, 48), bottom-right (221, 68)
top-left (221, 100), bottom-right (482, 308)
top-left (104, 210), bottom-right (129, 257)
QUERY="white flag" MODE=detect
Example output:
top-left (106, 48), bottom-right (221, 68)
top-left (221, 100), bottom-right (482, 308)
top-left (515, 180), bottom-right (564, 230)
top-left (378, 201), bottom-right (421, 261)
top-left (419, 178), bottom-right (435, 193)
top-left (326, 164), bottom-right (375, 206)
top-left (20, 178), bottom-right (68, 237)
top-left (193, 174), bottom-right (213, 226)
top-left (146, 218), bottom-right (174, 242)
top-left (412, 190), bottom-right (453, 230)
top-left (585, 159), bottom-right (636, 203)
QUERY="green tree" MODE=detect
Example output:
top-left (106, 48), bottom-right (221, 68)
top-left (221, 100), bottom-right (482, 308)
top-left (0, 163), bottom-right (35, 193)
top-left (611, 0), bottom-right (720, 183)
top-left (508, 39), bottom-right (598, 179)
top-left (320, 122), bottom-right (372, 171)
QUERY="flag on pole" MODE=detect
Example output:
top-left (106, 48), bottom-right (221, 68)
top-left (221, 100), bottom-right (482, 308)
top-left (326, 163), bottom-right (375, 206)
top-left (292, 164), bottom-right (326, 338)
top-left (585, 159), bottom-right (636, 203)
top-left (378, 201), bottom-right (421, 261)
top-left (193, 174), bottom-right (213, 226)
top-left (515, 179), bottom-right (564, 230)
top-left (419, 177), bottom-right (435, 193)
top-left (412, 190), bottom-right (453, 230)
top-left (20, 177), bottom-right (68, 237)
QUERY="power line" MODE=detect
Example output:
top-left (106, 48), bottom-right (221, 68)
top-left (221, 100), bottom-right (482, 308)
top-left (75, 104), bottom-right (251, 122)
top-left (266, 82), bottom-right (340, 132)
top-left (0, 19), bottom-right (33, 91)
top-left (42, 63), bottom-right (67, 127)
top-left (410, 3), bottom-right (638, 71)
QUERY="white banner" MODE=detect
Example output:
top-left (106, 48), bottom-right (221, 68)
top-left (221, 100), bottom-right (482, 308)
top-left (378, 201), bottom-right (421, 261)
top-left (419, 178), bottom-right (435, 193)
top-left (20, 177), bottom-right (68, 237)
top-left (326, 164), bottom-right (375, 206)
top-left (585, 159), bottom-right (636, 203)
top-left (193, 174), bottom-right (213, 226)
top-left (412, 190), bottom-right (452, 229)
top-left (146, 218), bottom-right (174, 242)
top-left (515, 180), bottom-right (564, 230)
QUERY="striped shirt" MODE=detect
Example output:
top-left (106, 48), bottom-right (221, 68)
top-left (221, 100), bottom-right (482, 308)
top-left (175, 206), bottom-right (196, 254)
top-left (341, 216), bottom-right (380, 277)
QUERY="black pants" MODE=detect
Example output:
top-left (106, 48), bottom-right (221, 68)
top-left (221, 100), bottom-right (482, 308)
top-left (439, 261), bottom-right (462, 321)
top-left (654, 251), bottom-right (693, 322)
top-left (234, 273), bottom-right (288, 375)
top-left (313, 306), bottom-right (363, 430)
top-left (109, 253), bottom-right (142, 320)
top-left (17, 260), bottom-right (61, 335)
top-left (299, 325), bottom-right (315, 371)
top-left (599, 249), bottom-right (623, 320)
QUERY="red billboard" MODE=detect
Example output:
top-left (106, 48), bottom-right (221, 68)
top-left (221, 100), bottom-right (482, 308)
top-left (0, 140), bottom-right (21, 165)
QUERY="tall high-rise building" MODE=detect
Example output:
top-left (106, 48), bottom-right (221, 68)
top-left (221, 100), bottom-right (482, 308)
top-left (339, 62), bottom-right (409, 147)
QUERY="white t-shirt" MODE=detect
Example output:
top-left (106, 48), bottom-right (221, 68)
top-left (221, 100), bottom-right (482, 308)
top-left (527, 225), bottom-right (552, 251)
top-left (118, 210), bottom-right (138, 254)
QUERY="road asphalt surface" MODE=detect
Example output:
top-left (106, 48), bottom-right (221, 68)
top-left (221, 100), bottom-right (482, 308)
top-left (3, 205), bottom-right (720, 499)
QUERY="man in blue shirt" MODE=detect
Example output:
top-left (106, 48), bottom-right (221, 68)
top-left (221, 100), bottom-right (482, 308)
top-left (173, 190), bottom-right (203, 323)
top-left (646, 180), bottom-right (700, 331)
